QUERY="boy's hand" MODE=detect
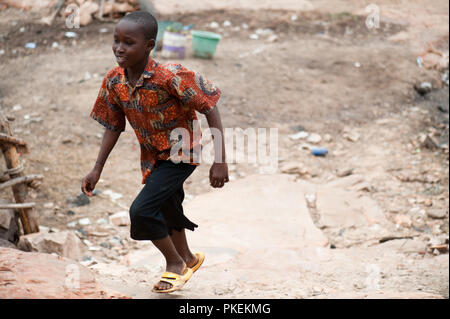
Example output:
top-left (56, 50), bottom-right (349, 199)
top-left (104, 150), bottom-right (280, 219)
top-left (209, 162), bottom-right (229, 188)
top-left (81, 168), bottom-right (101, 197)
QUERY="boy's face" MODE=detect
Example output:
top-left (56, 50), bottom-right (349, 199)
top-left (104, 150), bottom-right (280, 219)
top-left (113, 20), bottom-right (155, 69)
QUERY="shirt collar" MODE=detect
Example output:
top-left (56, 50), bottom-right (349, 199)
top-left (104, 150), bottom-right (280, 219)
top-left (117, 57), bottom-right (158, 86)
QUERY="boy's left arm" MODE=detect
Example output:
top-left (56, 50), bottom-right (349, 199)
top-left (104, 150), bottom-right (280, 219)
top-left (205, 105), bottom-right (229, 188)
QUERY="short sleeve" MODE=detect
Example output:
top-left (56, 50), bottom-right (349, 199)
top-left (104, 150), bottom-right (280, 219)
top-left (90, 76), bottom-right (126, 132)
top-left (166, 64), bottom-right (221, 115)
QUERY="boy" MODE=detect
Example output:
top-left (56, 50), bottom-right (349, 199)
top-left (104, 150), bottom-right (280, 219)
top-left (81, 11), bottom-right (228, 293)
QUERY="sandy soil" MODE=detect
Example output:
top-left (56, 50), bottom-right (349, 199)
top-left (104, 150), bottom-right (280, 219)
top-left (0, 0), bottom-right (448, 298)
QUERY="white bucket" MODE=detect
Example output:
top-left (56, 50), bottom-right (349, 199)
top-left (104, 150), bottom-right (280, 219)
top-left (161, 31), bottom-right (187, 59)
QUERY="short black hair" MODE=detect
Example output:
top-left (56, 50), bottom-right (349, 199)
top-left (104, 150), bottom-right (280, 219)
top-left (121, 11), bottom-right (158, 40)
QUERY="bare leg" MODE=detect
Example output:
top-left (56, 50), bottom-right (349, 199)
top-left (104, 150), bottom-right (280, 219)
top-left (170, 229), bottom-right (198, 268)
top-left (152, 235), bottom-right (187, 291)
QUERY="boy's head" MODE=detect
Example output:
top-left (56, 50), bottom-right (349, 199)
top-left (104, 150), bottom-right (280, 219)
top-left (113, 11), bottom-right (158, 69)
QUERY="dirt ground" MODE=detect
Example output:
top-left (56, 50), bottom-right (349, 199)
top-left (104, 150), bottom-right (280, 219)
top-left (0, 0), bottom-right (448, 298)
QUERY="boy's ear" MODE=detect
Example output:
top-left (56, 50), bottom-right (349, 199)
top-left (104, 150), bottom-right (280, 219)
top-left (147, 39), bottom-right (155, 52)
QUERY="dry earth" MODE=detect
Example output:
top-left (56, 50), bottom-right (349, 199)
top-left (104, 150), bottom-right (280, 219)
top-left (0, 0), bottom-right (448, 298)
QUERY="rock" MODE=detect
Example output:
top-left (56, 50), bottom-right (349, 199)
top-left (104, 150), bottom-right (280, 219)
top-left (427, 209), bottom-right (447, 219)
top-left (0, 205), bottom-right (20, 244)
top-left (0, 238), bottom-right (16, 249)
top-left (343, 127), bottom-right (360, 142)
top-left (437, 104), bottom-right (449, 113)
top-left (394, 214), bottom-right (412, 228)
top-left (17, 230), bottom-right (84, 260)
top-left (280, 162), bottom-right (308, 175)
top-left (288, 131), bottom-right (309, 140)
top-left (67, 193), bottom-right (90, 207)
top-left (420, 134), bottom-right (440, 150)
top-left (79, 1), bottom-right (99, 26)
top-left (0, 248), bottom-right (129, 298)
top-left (414, 82), bottom-right (432, 96)
top-left (336, 168), bottom-right (353, 177)
top-left (305, 193), bottom-right (317, 209)
top-left (307, 133), bottom-right (322, 144)
top-left (323, 134), bottom-right (333, 142)
top-left (109, 211), bottom-right (130, 227)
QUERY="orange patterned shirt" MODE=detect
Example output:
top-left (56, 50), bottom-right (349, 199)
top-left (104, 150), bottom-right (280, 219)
top-left (90, 58), bottom-right (221, 184)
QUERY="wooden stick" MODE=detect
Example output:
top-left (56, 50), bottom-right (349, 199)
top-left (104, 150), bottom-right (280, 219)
top-left (40, 0), bottom-right (66, 26)
top-left (0, 174), bottom-right (44, 191)
top-left (0, 133), bottom-right (28, 146)
top-left (0, 202), bottom-right (36, 209)
top-left (98, 0), bottom-right (105, 20)
top-left (0, 112), bottom-right (39, 234)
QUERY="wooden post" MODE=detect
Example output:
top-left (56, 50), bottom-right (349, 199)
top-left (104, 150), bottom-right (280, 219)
top-left (0, 112), bottom-right (39, 234)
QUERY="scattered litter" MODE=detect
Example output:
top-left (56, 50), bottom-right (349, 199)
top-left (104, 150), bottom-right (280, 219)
top-left (249, 34), bottom-right (259, 40)
top-left (19, 26), bottom-right (25, 32)
top-left (291, 14), bottom-right (298, 21)
top-left (12, 104), bottom-right (22, 111)
top-left (223, 20), bottom-right (232, 27)
top-left (442, 68), bottom-right (449, 86)
top-left (78, 218), bottom-right (91, 226)
top-left (312, 147), bottom-right (328, 156)
top-left (0, 49), bottom-right (4, 55)
top-left (64, 31), bottom-right (78, 38)
top-left (354, 62), bottom-right (361, 68)
top-left (416, 56), bottom-right (423, 68)
top-left (25, 42), bottom-right (36, 49)
top-left (103, 189), bottom-right (123, 201)
top-left (51, 41), bottom-right (58, 48)
top-left (209, 21), bottom-right (219, 29)
top-left (96, 218), bottom-right (108, 225)
top-left (67, 221), bottom-right (77, 228)
top-left (305, 193), bottom-right (317, 208)
top-left (289, 131), bottom-right (309, 140)
top-left (43, 202), bottom-right (54, 209)
top-left (99, 28), bottom-right (109, 33)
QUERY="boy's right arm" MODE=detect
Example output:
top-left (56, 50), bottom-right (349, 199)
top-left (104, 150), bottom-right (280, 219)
top-left (81, 128), bottom-right (121, 196)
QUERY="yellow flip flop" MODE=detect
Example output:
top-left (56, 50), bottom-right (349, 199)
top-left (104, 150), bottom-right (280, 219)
top-left (152, 268), bottom-right (193, 293)
top-left (190, 252), bottom-right (205, 273)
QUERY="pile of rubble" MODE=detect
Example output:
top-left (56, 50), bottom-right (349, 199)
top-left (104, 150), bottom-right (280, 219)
top-left (0, 0), bottom-right (143, 26)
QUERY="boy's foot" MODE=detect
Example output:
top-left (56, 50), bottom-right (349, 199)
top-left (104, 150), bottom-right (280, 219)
top-left (185, 253), bottom-right (199, 269)
top-left (153, 261), bottom-right (187, 291)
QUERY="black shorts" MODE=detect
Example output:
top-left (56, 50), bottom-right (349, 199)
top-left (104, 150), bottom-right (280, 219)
top-left (129, 160), bottom-right (197, 240)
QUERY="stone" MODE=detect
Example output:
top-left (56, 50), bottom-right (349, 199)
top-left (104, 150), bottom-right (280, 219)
top-left (0, 206), bottom-right (20, 244)
top-left (185, 174), bottom-right (329, 248)
top-left (420, 134), bottom-right (440, 150)
top-left (307, 133), bottom-right (322, 144)
top-left (0, 248), bottom-right (129, 298)
top-left (336, 168), bottom-right (353, 177)
top-left (314, 186), bottom-right (389, 229)
top-left (109, 211), bottom-right (130, 227)
top-left (427, 209), bottom-right (447, 219)
top-left (289, 131), bottom-right (309, 140)
top-left (17, 230), bottom-right (84, 260)
top-left (0, 238), bottom-right (16, 249)
top-left (343, 127), bottom-right (360, 142)
top-left (394, 214), bottom-right (412, 228)
top-left (280, 162), bottom-right (308, 175)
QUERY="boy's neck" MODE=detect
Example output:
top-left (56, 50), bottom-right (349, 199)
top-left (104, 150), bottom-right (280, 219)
top-left (126, 56), bottom-right (149, 84)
